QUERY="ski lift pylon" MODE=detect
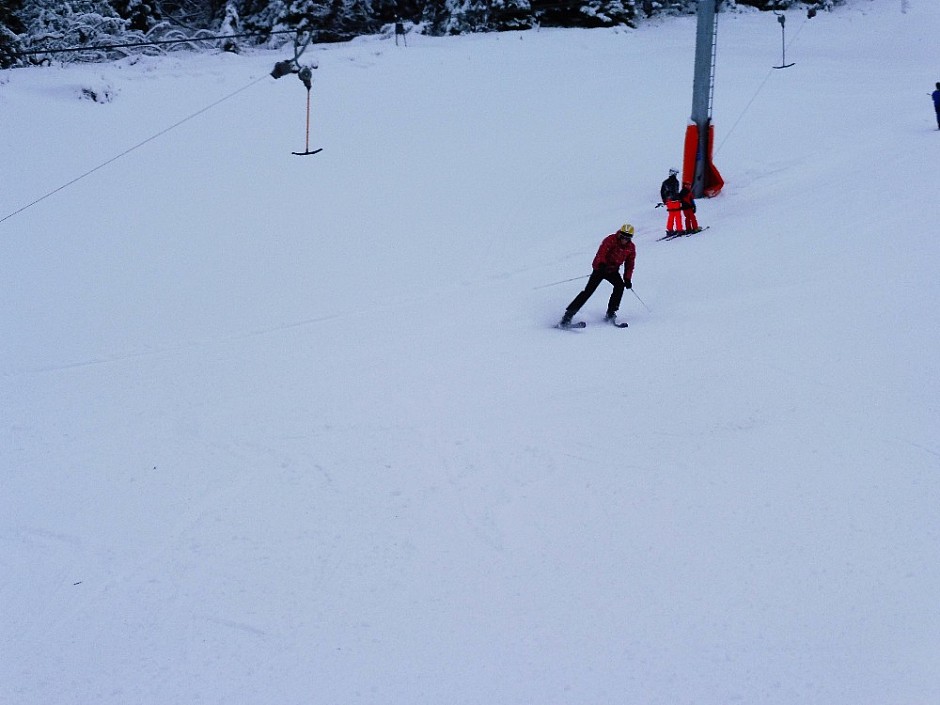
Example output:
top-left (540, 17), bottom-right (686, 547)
top-left (773, 12), bottom-right (795, 69)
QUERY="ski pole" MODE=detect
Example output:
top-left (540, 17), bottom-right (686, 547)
top-left (533, 274), bottom-right (588, 290)
top-left (631, 288), bottom-right (651, 312)
top-left (303, 87), bottom-right (311, 152)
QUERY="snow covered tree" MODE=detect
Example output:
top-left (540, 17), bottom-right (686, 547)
top-left (1, 0), bottom-right (849, 66)
top-left (535, 0), bottom-right (635, 29)
top-left (441, 0), bottom-right (538, 33)
top-left (732, 0), bottom-right (841, 8)
top-left (237, 0), bottom-right (278, 35)
top-left (248, 0), bottom-right (375, 40)
top-left (215, 0), bottom-right (239, 50)
top-left (420, 0), bottom-right (451, 34)
top-left (632, 0), bottom-right (689, 18)
top-left (490, 0), bottom-right (535, 31)
top-left (326, 0), bottom-right (375, 38)
top-left (421, 0), bottom-right (494, 35)
top-left (111, 0), bottom-right (162, 31)
top-left (159, 0), bottom-right (221, 27)
top-left (370, 0), bottom-right (417, 25)
top-left (15, 0), bottom-right (131, 61)
top-left (577, 0), bottom-right (635, 27)
top-left (0, 0), bottom-right (25, 67)
top-left (445, 0), bottom-right (488, 33)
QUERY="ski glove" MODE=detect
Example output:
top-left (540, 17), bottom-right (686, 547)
top-left (623, 278), bottom-right (632, 289)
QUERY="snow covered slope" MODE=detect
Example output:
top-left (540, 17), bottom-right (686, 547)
top-left (2, 1), bottom-right (939, 702)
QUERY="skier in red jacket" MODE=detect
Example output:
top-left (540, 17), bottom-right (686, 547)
top-left (559, 223), bottom-right (636, 328)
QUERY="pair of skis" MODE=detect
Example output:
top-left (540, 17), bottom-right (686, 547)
top-left (657, 226), bottom-right (709, 242)
top-left (555, 318), bottom-right (628, 331)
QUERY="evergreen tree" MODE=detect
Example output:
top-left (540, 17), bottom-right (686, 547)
top-left (3, 0), bottom-right (847, 66)
top-left (420, 0), bottom-right (451, 34)
top-left (255, 0), bottom-right (375, 40)
top-left (216, 0), bottom-right (239, 50)
top-left (1, 0), bottom-right (25, 67)
top-left (326, 0), bottom-right (375, 38)
top-left (153, 0), bottom-right (222, 28)
top-left (370, 0), bottom-right (417, 25)
top-left (446, 0), bottom-right (490, 33)
top-left (578, 0), bottom-right (635, 27)
top-left (733, 0), bottom-right (808, 8)
top-left (111, 0), bottom-right (163, 31)
top-left (642, 0), bottom-right (693, 16)
top-left (238, 0), bottom-right (281, 35)
top-left (491, 0), bottom-right (535, 31)
top-left (535, 0), bottom-right (635, 28)
top-left (16, 0), bottom-right (130, 61)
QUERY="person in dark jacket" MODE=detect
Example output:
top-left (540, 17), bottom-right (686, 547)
top-left (559, 223), bottom-right (637, 328)
top-left (660, 168), bottom-right (680, 202)
top-left (660, 168), bottom-right (683, 237)
top-left (932, 82), bottom-right (940, 130)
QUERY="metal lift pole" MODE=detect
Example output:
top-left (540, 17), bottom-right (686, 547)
top-left (690, 0), bottom-right (720, 198)
top-left (773, 12), bottom-right (795, 69)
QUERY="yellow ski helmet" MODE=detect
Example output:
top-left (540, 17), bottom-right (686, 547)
top-left (619, 223), bottom-right (635, 237)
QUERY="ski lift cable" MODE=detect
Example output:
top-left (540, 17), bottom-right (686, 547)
top-left (714, 12), bottom-right (811, 156)
top-left (714, 67), bottom-right (775, 156)
top-left (0, 73), bottom-right (268, 227)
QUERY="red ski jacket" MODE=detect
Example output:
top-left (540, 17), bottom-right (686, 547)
top-left (592, 233), bottom-right (636, 279)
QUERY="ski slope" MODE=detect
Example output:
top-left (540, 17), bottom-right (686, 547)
top-left (2, 1), bottom-right (939, 702)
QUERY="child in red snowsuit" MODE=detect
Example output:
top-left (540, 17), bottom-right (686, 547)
top-left (665, 200), bottom-right (683, 236)
top-left (678, 184), bottom-right (700, 234)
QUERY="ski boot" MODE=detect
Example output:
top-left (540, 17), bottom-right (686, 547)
top-left (556, 313), bottom-right (585, 330)
top-left (604, 312), bottom-right (628, 328)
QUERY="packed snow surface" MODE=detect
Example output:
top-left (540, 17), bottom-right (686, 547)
top-left (2, 1), bottom-right (939, 702)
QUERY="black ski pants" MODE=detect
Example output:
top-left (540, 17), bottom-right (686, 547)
top-left (566, 268), bottom-right (625, 318)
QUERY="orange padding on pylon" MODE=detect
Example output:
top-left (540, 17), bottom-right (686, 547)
top-left (681, 123), bottom-right (724, 197)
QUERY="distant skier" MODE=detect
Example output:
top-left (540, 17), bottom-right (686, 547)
top-left (678, 182), bottom-right (702, 235)
top-left (933, 82), bottom-right (940, 130)
top-left (660, 168), bottom-right (683, 237)
top-left (395, 17), bottom-right (407, 46)
top-left (558, 224), bottom-right (636, 328)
